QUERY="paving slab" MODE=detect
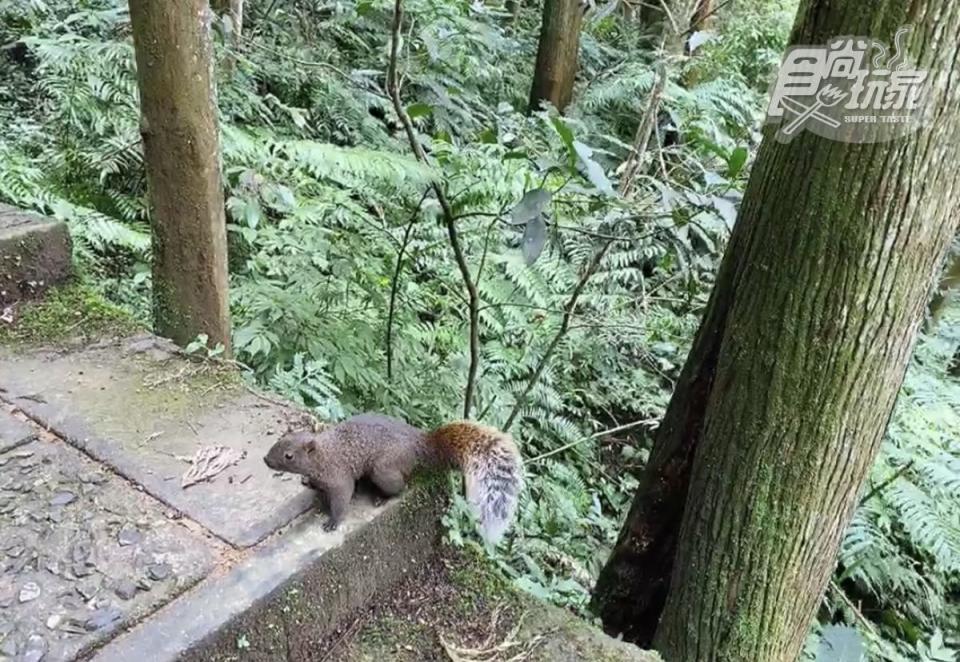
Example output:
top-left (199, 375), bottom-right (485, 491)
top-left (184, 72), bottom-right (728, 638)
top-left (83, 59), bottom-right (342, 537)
top-left (0, 205), bottom-right (72, 304)
top-left (0, 409), bottom-right (35, 454)
top-left (0, 435), bottom-right (217, 662)
top-left (0, 335), bottom-right (314, 548)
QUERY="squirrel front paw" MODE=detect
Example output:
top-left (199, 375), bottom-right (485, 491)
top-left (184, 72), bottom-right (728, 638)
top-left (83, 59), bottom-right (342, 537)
top-left (322, 518), bottom-right (340, 532)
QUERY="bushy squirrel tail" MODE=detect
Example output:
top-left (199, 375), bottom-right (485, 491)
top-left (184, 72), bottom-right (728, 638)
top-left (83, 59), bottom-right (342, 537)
top-left (427, 422), bottom-right (524, 544)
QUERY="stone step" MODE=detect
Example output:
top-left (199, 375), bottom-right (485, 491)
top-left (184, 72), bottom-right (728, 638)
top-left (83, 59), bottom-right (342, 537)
top-left (0, 205), bottom-right (72, 306)
top-left (0, 335), bottom-right (444, 661)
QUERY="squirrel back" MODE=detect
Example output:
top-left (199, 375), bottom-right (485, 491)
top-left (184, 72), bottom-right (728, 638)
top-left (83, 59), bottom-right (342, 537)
top-left (427, 421), bottom-right (524, 544)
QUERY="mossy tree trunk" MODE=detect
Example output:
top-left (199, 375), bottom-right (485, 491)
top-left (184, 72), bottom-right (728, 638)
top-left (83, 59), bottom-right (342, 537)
top-left (593, 1), bottom-right (960, 659)
top-left (528, 0), bottom-right (583, 114)
top-left (129, 0), bottom-right (233, 355)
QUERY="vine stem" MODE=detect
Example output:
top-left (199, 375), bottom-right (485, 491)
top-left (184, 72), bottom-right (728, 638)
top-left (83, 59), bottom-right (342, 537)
top-left (387, 0), bottom-right (480, 418)
top-left (385, 188), bottom-right (431, 382)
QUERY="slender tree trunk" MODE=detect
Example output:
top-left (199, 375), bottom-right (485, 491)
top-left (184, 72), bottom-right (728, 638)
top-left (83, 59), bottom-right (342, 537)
top-left (927, 247), bottom-right (960, 331)
top-left (212, 0), bottom-right (243, 74)
top-left (505, 0), bottom-right (522, 27)
top-left (129, 0), bottom-right (233, 354)
top-left (593, 2), bottom-right (960, 659)
top-left (212, 0), bottom-right (244, 37)
top-left (636, 0), bottom-right (698, 38)
top-left (690, 0), bottom-right (713, 30)
top-left (528, 0), bottom-right (584, 114)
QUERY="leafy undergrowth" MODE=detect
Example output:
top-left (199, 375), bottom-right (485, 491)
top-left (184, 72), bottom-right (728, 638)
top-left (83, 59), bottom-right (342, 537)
top-left (1, 0), bottom-right (958, 660)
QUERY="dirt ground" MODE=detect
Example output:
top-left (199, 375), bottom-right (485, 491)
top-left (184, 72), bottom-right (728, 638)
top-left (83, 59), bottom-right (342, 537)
top-left (316, 548), bottom-right (660, 662)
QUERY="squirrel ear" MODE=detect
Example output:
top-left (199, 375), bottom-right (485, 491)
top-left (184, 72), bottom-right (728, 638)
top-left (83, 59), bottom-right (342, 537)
top-left (306, 442), bottom-right (316, 454)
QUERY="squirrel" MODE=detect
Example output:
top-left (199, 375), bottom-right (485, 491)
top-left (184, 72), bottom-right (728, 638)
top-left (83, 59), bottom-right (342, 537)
top-left (263, 413), bottom-right (524, 544)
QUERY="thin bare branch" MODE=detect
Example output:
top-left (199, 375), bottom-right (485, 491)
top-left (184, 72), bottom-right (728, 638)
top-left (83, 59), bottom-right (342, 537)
top-left (525, 417), bottom-right (660, 465)
top-left (619, 60), bottom-right (666, 197)
top-left (387, 0), bottom-right (481, 418)
top-left (386, 188), bottom-right (431, 382)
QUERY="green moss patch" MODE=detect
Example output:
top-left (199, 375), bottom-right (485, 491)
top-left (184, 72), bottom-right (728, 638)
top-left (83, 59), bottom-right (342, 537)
top-left (0, 282), bottom-right (140, 346)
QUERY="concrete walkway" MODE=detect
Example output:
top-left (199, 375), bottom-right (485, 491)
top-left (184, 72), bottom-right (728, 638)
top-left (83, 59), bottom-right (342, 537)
top-left (0, 335), bottom-right (442, 661)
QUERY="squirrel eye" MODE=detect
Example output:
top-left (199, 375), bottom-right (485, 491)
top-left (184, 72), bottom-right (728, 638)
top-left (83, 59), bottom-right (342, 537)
top-left (284, 451), bottom-right (293, 461)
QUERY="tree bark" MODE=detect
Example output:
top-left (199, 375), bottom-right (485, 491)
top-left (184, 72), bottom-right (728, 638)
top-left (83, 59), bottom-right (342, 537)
top-left (593, 2), bottom-right (960, 659)
top-left (129, 0), bottom-right (233, 354)
top-left (528, 0), bottom-right (584, 114)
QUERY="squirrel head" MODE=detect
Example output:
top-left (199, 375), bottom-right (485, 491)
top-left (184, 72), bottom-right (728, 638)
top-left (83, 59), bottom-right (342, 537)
top-left (263, 429), bottom-right (317, 474)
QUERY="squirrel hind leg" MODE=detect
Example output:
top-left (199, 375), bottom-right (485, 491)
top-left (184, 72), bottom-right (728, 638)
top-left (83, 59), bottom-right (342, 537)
top-left (370, 464), bottom-right (406, 496)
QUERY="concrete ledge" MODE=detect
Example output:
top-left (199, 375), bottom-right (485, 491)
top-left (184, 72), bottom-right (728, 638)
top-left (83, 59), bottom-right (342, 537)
top-left (89, 484), bottom-right (445, 661)
top-left (0, 205), bottom-right (72, 304)
top-left (0, 335), bottom-right (315, 548)
top-left (0, 408), bottom-right (35, 453)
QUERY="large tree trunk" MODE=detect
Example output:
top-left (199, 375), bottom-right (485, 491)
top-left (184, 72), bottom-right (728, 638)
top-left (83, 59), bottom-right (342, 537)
top-left (129, 0), bottom-right (233, 354)
top-left (593, 2), bottom-right (960, 659)
top-left (528, 0), bottom-right (583, 114)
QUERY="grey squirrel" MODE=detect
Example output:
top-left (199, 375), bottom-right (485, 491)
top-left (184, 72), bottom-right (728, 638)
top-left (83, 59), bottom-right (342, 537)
top-left (263, 413), bottom-right (524, 544)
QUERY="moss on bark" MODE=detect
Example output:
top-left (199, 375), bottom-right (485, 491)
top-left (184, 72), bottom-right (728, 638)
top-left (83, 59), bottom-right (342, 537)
top-left (129, 0), bottom-right (233, 355)
top-left (593, 2), bottom-right (960, 659)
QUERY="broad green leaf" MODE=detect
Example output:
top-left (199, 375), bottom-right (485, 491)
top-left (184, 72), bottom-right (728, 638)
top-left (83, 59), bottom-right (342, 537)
top-left (510, 188), bottom-right (552, 226)
top-left (815, 626), bottom-right (866, 662)
top-left (356, 0), bottom-right (374, 16)
top-left (551, 116), bottom-right (575, 156)
top-left (573, 141), bottom-right (615, 196)
top-left (727, 146), bottom-right (749, 178)
top-left (406, 102), bottom-right (433, 119)
top-left (479, 127), bottom-right (498, 144)
top-left (522, 214), bottom-right (547, 266)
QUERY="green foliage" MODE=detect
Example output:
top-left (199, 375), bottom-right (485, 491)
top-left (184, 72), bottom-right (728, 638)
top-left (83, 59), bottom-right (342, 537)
top-left (3, 1), bottom-right (958, 659)
top-left (0, 0), bottom-right (735, 614)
